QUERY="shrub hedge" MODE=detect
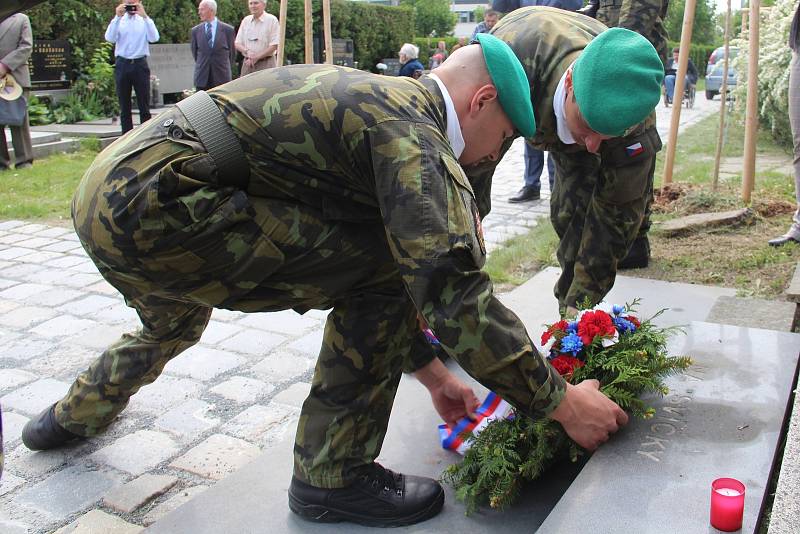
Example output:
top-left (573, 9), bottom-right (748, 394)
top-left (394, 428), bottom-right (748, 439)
top-left (666, 40), bottom-right (717, 75)
top-left (27, 0), bottom-right (415, 76)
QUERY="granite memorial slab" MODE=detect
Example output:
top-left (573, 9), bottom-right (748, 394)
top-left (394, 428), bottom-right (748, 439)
top-left (147, 273), bottom-right (798, 533)
top-left (538, 322), bottom-right (800, 534)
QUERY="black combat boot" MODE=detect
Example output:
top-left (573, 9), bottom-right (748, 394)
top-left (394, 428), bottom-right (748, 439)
top-left (288, 463), bottom-right (444, 527)
top-left (618, 236), bottom-right (651, 269)
top-left (22, 403), bottom-right (81, 451)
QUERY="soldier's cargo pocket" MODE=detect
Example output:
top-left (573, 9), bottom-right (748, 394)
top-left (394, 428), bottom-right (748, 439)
top-left (442, 154), bottom-right (486, 268)
top-left (599, 128), bottom-right (661, 205)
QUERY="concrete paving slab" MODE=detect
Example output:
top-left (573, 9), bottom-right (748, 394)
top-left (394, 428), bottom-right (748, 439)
top-left (706, 296), bottom-right (796, 332)
top-left (498, 267), bottom-right (737, 346)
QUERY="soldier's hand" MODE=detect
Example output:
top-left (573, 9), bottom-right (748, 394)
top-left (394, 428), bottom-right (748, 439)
top-left (414, 357), bottom-right (479, 428)
top-left (548, 380), bottom-right (628, 451)
top-left (428, 374), bottom-right (480, 429)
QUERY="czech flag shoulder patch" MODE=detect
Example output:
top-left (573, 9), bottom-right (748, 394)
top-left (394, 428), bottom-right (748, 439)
top-left (626, 142), bottom-right (645, 157)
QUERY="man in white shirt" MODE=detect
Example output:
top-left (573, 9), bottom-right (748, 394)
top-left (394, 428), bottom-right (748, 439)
top-left (235, 0), bottom-right (279, 76)
top-left (105, 1), bottom-right (160, 133)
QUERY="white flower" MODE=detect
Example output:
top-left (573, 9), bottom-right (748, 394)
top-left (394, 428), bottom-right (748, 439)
top-left (592, 301), bottom-right (615, 315)
top-left (542, 336), bottom-right (556, 354)
top-left (601, 331), bottom-right (620, 348)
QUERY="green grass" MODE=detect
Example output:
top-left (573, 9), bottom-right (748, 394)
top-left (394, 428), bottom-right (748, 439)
top-left (0, 148), bottom-right (98, 221)
top-left (655, 112), bottom-right (794, 197)
top-left (485, 110), bottom-right (799, 298)
top-left (484, 221), bottom-right (558, 285)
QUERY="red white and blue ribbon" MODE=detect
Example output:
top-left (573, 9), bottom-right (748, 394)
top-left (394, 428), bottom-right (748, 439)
top-left (438, 392), bottom-right (513, 455)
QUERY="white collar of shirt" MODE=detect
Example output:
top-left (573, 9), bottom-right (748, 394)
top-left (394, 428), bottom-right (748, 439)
top-left (428, 73), bottom-right (465, 159)
top-left (553, 63), bottom-right (576, 145)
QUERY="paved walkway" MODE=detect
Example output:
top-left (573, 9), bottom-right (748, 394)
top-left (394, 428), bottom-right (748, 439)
top-left (0, 102), bottom-right (718, 533)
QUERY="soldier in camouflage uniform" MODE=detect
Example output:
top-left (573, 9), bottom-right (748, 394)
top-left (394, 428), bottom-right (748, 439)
top-left (474, 7), bottom-right (664, 312)
top-left (590, 0), bottom-right (669, 269)
top-left (21, 37), bottom-right (628, 527)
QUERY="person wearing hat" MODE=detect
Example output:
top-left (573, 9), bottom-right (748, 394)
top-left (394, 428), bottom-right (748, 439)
top-left (574, 0), bottom-right (668, 269)
top-left (0, 11), bottom-right (34, 171)
top-left (467, 7), bottom-right (664, 315)
top-left (22, 34), bottom-right (627, 526)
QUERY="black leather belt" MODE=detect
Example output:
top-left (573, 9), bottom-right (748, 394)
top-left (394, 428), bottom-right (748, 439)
top-left (116, 56), bottom-right (147, 64)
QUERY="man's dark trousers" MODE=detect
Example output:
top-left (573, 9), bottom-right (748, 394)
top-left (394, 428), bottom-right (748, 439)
top-left (115, 57), bottom-right (151, 134)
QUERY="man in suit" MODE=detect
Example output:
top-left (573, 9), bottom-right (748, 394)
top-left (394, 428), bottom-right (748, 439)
top-left (0, 11), bottom-right (34, 170)
top-left (191, 0), bottom-right (236, 91)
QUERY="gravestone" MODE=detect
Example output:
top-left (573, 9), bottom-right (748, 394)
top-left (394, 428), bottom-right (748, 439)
top-left (28, 40), bottom-right (71, 90)
top-left (147, 44), bottom-right (195, 105)
top-left (380, 58), bottom-right (401, 76)
top-left (146, 274), bottom-right (800, 533)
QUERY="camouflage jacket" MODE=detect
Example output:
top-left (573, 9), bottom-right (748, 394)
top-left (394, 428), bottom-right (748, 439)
top-left (210, 65), bottom-right (566, 418)
top-left (597, 0), bottom-right (669, 64)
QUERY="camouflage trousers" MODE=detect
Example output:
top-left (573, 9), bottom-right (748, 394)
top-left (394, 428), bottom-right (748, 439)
top-left (56, 108), bottom-right (440, 488)
top-left (550, 125), bottom-right (660, 309)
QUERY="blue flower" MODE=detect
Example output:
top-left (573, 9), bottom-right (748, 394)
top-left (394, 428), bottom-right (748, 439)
top-left (614, 317), bottom-right (636, 334)
top-left (567, 321), bottom-right (578, 333)
top-left (560, 333), bottom-right (584, 356)
top-left (612, 305), bottom-right (624, 315)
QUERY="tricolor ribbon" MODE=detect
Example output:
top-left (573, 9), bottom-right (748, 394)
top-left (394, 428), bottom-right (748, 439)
top-left (438, 392), bottom-right (514, 455)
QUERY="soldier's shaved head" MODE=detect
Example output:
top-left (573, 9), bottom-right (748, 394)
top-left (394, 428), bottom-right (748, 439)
top-left (433, 44), bottom-right (491, 93)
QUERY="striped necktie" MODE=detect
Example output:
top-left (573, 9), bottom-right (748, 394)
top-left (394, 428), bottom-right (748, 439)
top-left (205, 22), bottom-right (213, 48)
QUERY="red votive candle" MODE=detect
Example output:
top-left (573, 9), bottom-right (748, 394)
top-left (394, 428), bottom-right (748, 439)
top-left (710, 478), bottom-right (745, 532)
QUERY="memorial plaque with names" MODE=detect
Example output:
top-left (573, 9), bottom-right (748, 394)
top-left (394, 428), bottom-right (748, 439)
top-left (381, 58), bottom-right (401, 76)
top-left (332, 38), bottom-right (354, 67)
top-left (147, 44), bottom-right (195, 101)
top-left (28, 40), bottom-right (71, 90)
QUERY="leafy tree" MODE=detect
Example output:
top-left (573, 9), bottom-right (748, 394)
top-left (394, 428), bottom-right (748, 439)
top-left (400, 0), bottom-right (456, 37)
top-left (664, 0), bottom-right (719, 45)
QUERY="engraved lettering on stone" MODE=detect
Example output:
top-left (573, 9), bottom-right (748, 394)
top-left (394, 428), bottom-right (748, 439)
top-left (637, 450), bottom-right (662, 462)
top-left (651, 423), bottom-right (677, 435)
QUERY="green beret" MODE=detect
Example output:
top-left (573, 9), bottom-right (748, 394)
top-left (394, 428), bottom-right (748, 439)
top-left (475, 33), bottom-right (536, 138)
top-left (572, 27), bottom-right (664, 137)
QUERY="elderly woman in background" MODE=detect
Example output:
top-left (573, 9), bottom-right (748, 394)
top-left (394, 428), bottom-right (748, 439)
top-left (398, 43), bottom-right (424, 78)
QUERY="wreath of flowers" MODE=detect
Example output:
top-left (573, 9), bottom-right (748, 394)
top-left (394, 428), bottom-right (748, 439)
top-left (441, 300), bottom-right (692, 514)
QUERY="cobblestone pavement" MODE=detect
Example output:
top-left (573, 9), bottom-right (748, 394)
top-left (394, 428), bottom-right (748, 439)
top-left (0, 100), bottom-right (716, 533)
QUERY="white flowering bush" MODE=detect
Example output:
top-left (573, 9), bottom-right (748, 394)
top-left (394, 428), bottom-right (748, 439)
top-left (733, 0), bottom-right (794, 147)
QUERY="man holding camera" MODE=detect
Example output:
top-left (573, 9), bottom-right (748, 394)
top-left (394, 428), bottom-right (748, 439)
top-left (105, 1), bottom-right (160, 134)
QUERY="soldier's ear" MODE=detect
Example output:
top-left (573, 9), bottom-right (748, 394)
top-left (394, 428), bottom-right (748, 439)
top-left (469, 84), bottom-right (499, 115)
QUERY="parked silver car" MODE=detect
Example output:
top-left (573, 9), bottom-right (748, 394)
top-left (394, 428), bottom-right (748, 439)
top-left (705, 46), bottom-right (738, 100)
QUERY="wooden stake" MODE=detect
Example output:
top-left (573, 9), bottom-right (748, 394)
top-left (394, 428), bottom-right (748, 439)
top-left (741, 0), bottom-right (760, 203)
top-left (277, 0), bottom-right (288, 66)
top-left (322, 0), bottom-right (333, 64)
top-left (304, 0), bottom-right (313, 64)
top-left (711, 0), bottom-right (732, 191)
top-left (662, 0), bottom-right (697, 184)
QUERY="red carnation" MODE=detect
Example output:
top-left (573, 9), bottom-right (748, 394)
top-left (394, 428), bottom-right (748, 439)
top-left (541, 320), bottom-right (569, 345)
top-left (549, 355), bottom-right (585, 377)
top-left (627, 315), bottom-right (641, 328)
top-left (577, 311), bottom-right (616, 346)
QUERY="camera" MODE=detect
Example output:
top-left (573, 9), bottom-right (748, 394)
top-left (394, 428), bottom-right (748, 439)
top-left (124, 4), bottom-right (138, 12)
